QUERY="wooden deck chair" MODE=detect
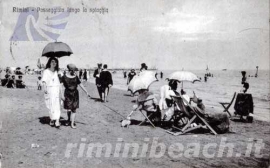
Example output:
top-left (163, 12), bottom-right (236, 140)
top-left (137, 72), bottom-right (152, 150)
top-left (219, 92), bottom-right (236, 117)
top-left (166, 95), bottom-right (217, 136)
top-left (135, 98), bottom-right (157, 128)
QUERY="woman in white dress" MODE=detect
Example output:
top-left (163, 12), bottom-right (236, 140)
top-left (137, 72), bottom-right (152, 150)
top-left (42, 57), bottom-right (61, 128)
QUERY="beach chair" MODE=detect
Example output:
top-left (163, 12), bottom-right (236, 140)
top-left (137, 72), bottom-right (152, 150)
top-left (219, 92), bottom-right (236, 117)
top-left (166, 95), bottom-right (218, 136)
top-left (128, 98), bottom-right (161, 128)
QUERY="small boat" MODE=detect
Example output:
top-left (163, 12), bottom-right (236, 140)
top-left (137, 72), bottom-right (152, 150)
top-left (222, 69), bottom-right (227, 71)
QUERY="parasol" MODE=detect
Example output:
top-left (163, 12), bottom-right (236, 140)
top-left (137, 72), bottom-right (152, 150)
top-left (42, 42), bottom-right (73, 57)
top-left (168, 71), bottom-right (200, 88)
top-left (128, 71), bottom-right (158, 94)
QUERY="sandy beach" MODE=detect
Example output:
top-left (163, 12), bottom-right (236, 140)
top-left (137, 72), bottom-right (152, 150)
top-left (0, 75), bottom-right (270, 168)
top-left (1, 0), bottom-right (269, 167)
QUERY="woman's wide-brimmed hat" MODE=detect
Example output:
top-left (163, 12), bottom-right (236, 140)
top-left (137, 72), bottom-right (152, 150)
top-left (67, 64), bottom-right (77, 71)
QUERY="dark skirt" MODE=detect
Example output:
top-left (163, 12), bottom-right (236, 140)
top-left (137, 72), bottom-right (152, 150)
top-left (234, 93), bottom-right (253, 116)
top-left (64, 89), bottom-right (79, 111)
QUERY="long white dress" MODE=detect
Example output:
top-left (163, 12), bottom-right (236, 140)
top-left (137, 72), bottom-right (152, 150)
top-left (159, 85), bottom-right (176, 120)
top-left (42, 69), bottom-right (61, 120)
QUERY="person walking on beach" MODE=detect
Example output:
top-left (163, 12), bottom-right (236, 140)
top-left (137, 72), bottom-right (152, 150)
top-left (123, 70), bottom-right (127, 78)
top-left (99, 64), bottom-right (113, 102)
top-left (127, 69), bottom-right (136, 96)
top-left (83, 69), bottom-right (88, 81)
top-left (62, 64), bottom-right (90, 129)
top-left (79, 69), bottom-right (83, 79)
top-left (204, 74), bottom-right (207, 82)
top-left (93, 63), bottom-right (103, 100)
top-left (160, 71), bottom-right (163, 79)
top-left (127, 69), bottom-right (136, 85)
top-left (140, 63), bottom-right (148, 72)
top-left (41, 57), bottom-right (61, 128)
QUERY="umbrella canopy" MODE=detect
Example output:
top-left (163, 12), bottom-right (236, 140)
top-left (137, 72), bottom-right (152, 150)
top-left (168, 71), bottom-right (200, 83)
top-left (42, 42), bottom-right (73, 57)
top-left (128, 71), bottom-right (158, 94)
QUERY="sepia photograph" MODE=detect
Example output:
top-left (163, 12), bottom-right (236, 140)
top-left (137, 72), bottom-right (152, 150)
top-left (0, 0), bottom-right (269, 167)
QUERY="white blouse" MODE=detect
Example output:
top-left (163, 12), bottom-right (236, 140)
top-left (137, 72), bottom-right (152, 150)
top-left (41, 69), bottom-right (60, 87)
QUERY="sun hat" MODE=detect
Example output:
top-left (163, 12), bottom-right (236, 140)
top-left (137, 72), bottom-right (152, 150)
top-left (67, 64), bottom-right (77, 71)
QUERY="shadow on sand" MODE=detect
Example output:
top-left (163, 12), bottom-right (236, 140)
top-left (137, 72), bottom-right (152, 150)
top-left (123, 94), bottom-right (134, 97)
top-left (38, 116), bottom-right (87, 126)
top-left (230, 118), bottom-right (251, 123)
top-left (90, 97), bottom-right (103, 102)
top-left (38, 116), bottom-right (65, 125)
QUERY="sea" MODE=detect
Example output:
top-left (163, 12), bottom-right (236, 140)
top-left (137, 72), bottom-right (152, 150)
top-left (88, 70), bottom-right (270, 121)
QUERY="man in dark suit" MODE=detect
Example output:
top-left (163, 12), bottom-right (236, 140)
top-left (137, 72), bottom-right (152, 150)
top-left (93, 63), bottom-right (103, 100)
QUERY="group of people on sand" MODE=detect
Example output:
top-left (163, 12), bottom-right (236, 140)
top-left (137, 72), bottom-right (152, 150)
top-left (126, 68), bottom-right (255, 132)
top-left (126, 78), bottom-right (230, 134)
top-left (41, 57), bottom-right (90, 129)
top-left (79, 69), bottom-right (88, 81)
top-left (121, 63), bottom-right (230, 133)
top-left (126, 63), bottom-right (148, 85)
top-left (41, 58), bottom-right (114, 129)
top-left (1, 73), bottom-right (26, 89)
top-left (41, 58), bottom-right (232, 133)
top-left (93, 63), bottom-right (113, 102)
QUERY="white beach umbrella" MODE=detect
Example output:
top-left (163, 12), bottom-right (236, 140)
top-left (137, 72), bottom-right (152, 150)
top-left (128, 71), bottom-right (158, 94)
top-left (168, 71), bottom-right (200, 83)
top-left (168, 71), bottom-right (200, 88)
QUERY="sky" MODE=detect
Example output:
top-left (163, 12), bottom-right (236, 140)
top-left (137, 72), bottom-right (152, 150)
top-left (0, 0), bottom-right (269, 70)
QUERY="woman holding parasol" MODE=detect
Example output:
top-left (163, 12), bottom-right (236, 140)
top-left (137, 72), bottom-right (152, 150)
top-left (42, 57), bottom-right (62, 128)
top-left (41, 41), bottom-right (73, 128)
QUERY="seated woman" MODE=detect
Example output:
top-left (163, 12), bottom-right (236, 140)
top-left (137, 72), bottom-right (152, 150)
top-left (130, 89), bottom-right (161, 126)
top-left (160, 81), bottom-right (229, 133)
top-left (5, 75), bottom-right (15, 88)
top-left (16, 75), bottom-right (26, 88)
top-left (159, 80), bottom-right (179, 121)
top-left (1, 75), bottom-right (9, 86)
